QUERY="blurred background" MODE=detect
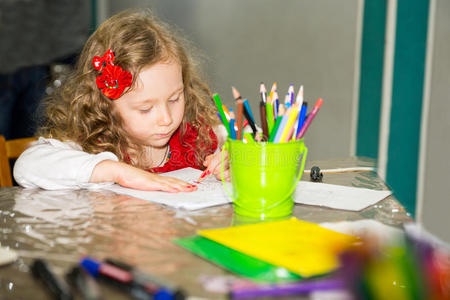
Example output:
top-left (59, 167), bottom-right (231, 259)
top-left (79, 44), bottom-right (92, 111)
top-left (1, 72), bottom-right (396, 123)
top-left (1, 0), bottom-right (448, 243)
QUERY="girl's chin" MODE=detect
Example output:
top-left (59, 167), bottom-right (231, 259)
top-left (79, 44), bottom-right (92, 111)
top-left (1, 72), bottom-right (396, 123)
top-left (146, 138), bottom-right (170, 148)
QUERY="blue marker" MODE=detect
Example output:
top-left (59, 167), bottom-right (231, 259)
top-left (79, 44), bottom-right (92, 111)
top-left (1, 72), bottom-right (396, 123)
top-left (81, 257), bottom-right (185, 300)
top-left (105, 258), bottom-right (186, 300)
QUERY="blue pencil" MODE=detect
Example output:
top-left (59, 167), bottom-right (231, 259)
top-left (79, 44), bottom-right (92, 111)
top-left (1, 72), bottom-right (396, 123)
top-left (229, 118), bottom-right (236, 140)
top-left (294, 102), bottom-right (308, 139)
top-left (242, 99), bottom-right (255, 124)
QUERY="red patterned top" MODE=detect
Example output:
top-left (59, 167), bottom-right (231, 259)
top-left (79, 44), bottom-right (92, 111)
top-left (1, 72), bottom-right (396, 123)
top-left (148, 123), bottom-right (218, 173)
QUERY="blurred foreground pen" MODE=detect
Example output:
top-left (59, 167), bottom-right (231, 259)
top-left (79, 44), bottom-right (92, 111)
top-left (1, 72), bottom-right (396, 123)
top-left (105, 258), bottom-right (186, 300)
top-left (229, 277), bottom-right (345, 299)
top-left (31, 258), bottom-right (73, 300)
top-left (81, 257), bottom-right (152, 300)
top-left (66, 265), bottom-right (102, 300)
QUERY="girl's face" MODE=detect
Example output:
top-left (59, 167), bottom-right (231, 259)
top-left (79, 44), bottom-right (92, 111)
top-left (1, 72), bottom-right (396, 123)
top-left (113, 60), bottom-right (185, 148)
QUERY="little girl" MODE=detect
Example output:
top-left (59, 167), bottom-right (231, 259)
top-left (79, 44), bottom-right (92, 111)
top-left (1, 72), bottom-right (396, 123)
top-left (14, 9), bottom-right (229, 192)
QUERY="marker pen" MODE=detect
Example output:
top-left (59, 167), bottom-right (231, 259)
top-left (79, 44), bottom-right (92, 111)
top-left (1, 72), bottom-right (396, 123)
top-left (66, 265), bottom-right (102, 300)
top-left (80, 257), bottom-right (151, 300)
top-left (104, 258), bottom-right (186, 300)
top-left (31, 258), bottom-right (73, 300)
top-left (229, 277), bottom-right (345, 299)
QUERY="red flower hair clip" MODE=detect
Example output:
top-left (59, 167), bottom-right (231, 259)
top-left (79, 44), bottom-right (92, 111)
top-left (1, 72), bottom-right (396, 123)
top-left (92, 49), bottom-right (132, 100)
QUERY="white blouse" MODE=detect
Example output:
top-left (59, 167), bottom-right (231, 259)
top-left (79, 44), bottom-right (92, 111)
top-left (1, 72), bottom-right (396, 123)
top-left (13, 137), bottom-right (118, 190)
top-left (13, 125), bottom-right (228, 190)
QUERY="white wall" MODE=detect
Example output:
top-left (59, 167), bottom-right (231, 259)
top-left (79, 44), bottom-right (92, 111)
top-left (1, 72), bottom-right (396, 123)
top-left (420, 0), bottom-right (450, 243)
top-left (109, 0), bottom-right (361, 161)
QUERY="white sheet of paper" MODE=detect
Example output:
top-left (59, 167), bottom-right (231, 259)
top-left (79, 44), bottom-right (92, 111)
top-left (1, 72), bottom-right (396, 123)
top-left (103, 168), bottom-right (231, 210)
top-left (103, 167), bottom-right (391, 211)
top-left (295, 181), bottom-right (392, 211)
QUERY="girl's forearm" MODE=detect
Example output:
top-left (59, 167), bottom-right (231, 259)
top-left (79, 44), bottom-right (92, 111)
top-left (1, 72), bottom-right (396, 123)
top-left (90, 160), bottom-right (121, 183)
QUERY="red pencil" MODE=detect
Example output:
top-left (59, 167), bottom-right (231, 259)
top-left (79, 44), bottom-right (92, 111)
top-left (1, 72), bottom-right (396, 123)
top-left (296, 98), bottom-right (324, 139)
top-left (236, 99), bottom-right (244, 140)
top-left (197, 169), bottom-right (211, 183)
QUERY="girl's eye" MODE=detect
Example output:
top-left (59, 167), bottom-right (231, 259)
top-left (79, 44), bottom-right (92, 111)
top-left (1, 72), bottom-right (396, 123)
top-left (139, 107), bottom-right (152, 113)
top-left (169, 97), bottom-right (179, 103)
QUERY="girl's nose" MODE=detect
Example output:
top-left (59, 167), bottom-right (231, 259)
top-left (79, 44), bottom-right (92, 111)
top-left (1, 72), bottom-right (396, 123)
top-left (157, 104), bottom-right (173, 126)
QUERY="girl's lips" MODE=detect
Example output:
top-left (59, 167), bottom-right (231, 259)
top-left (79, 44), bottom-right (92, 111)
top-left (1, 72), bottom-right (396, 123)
top-left (155, 132), bottom-right (170, 138)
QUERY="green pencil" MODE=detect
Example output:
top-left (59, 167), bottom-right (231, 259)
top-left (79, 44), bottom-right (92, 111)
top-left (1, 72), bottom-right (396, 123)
top-left (243, 132), bottom-right (255, 143)
top-left (268, 116), bottom-right (283, 142)
top-left (266, 101), bottom-right (274, 133)
top-left (213, 93), bottom-right (231, 136)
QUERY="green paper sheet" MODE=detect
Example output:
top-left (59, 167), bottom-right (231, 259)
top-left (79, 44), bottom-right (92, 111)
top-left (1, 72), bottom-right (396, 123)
top-left (174, 235), bottom-right (302, 283)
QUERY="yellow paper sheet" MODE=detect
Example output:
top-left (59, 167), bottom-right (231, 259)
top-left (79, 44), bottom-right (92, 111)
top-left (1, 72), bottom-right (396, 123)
top-left (198, 217), bottom-right (359, 277)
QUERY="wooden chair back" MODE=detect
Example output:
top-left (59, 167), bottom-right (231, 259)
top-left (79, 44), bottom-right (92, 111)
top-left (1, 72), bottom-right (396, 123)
top-left (0, 135), bottom-right (37, 187)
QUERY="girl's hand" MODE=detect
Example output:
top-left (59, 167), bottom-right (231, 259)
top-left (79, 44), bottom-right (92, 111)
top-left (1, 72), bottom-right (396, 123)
top-left (203, 150), bottom-right (230, 182)
top-left (91, 160), bottom-right (197, 193)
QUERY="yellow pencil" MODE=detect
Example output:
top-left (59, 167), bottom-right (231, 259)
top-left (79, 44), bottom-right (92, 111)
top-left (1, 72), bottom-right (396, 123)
top-left (279, 104), bottom-right (300, 143)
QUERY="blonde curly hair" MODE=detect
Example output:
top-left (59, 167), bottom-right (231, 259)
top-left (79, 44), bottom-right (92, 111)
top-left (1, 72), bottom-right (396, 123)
top-left (39, 9), bottom-right (219, 168)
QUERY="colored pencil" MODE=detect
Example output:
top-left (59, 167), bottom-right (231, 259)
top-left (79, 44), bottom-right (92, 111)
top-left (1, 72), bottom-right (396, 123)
top-left (213, 93), bottom-right (231, 136)
top-left (259, 83), bottom-right (269, 141)
top-left (229, 111), bottom-right (237, 140)
top-left (296, 98), bottom-right (323, 139)
top-left (268, 116), bottom-right (283, 143)
top-left (222, 104), bottom-right (231, 119)
top-left (269, 82), bottom-right (277, 99)
top-left (290, 86), bottom-right (304, 139)
top-left (273, 91), bottom-right (279, 117)
top-left (268, 104), bottom-right (285, 142)
top-left (243, 100), bottom-right (256, 128)
top-left (295, 85), bottom-right (304, 106)
top-left (260, 82), bottom-right (267, 104)
top-left (266, 97), bottom-right (274, 133)
top-left (243, 132), bottom-right (255, 143)
top-left (293, 102), bottom-right (308, 140)
top-left (288, 84), bottom-right (295, 105)
top-left (232, 87), bottom-right (257, 135)
top-left (284, 93), bottom-right (291, 109)
top-left (273, 107), bottom-right (291, 143)
top-left (236, 99), bottom-right (244, 140)
top-left (280, 104), bottom-right (300, 142)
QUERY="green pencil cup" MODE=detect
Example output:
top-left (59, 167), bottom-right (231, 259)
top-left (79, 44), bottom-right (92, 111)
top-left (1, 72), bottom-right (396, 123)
top-left (221, 138), bottom-right (308, 219)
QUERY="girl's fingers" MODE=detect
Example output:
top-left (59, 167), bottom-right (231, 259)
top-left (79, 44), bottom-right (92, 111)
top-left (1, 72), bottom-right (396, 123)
top-left (203, 154), bottom-right (213, 167)
top-left (164, 177), bottom-right (198, 192)
top-left (151, 176), bottom-right (197, 193)
top-left (209, 153), bottom-right (229, 175)
top-left (213, 167), bottom-right (230, 181)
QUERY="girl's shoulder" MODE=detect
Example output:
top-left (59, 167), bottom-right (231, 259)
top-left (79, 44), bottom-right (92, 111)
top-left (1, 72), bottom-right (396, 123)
top-left (32, 137), bottom-right (82, 151)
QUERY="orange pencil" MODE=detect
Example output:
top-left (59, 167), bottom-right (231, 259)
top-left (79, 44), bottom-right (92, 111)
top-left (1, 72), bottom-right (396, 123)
top-left (222, 104), bottom-right (231, 120)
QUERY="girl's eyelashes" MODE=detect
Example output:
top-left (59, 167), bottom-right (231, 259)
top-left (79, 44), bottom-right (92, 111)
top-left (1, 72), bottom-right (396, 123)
top-left (139, 107), bottom-right (153, 113)
top-left (169, 90), bottom-right (184, 103)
